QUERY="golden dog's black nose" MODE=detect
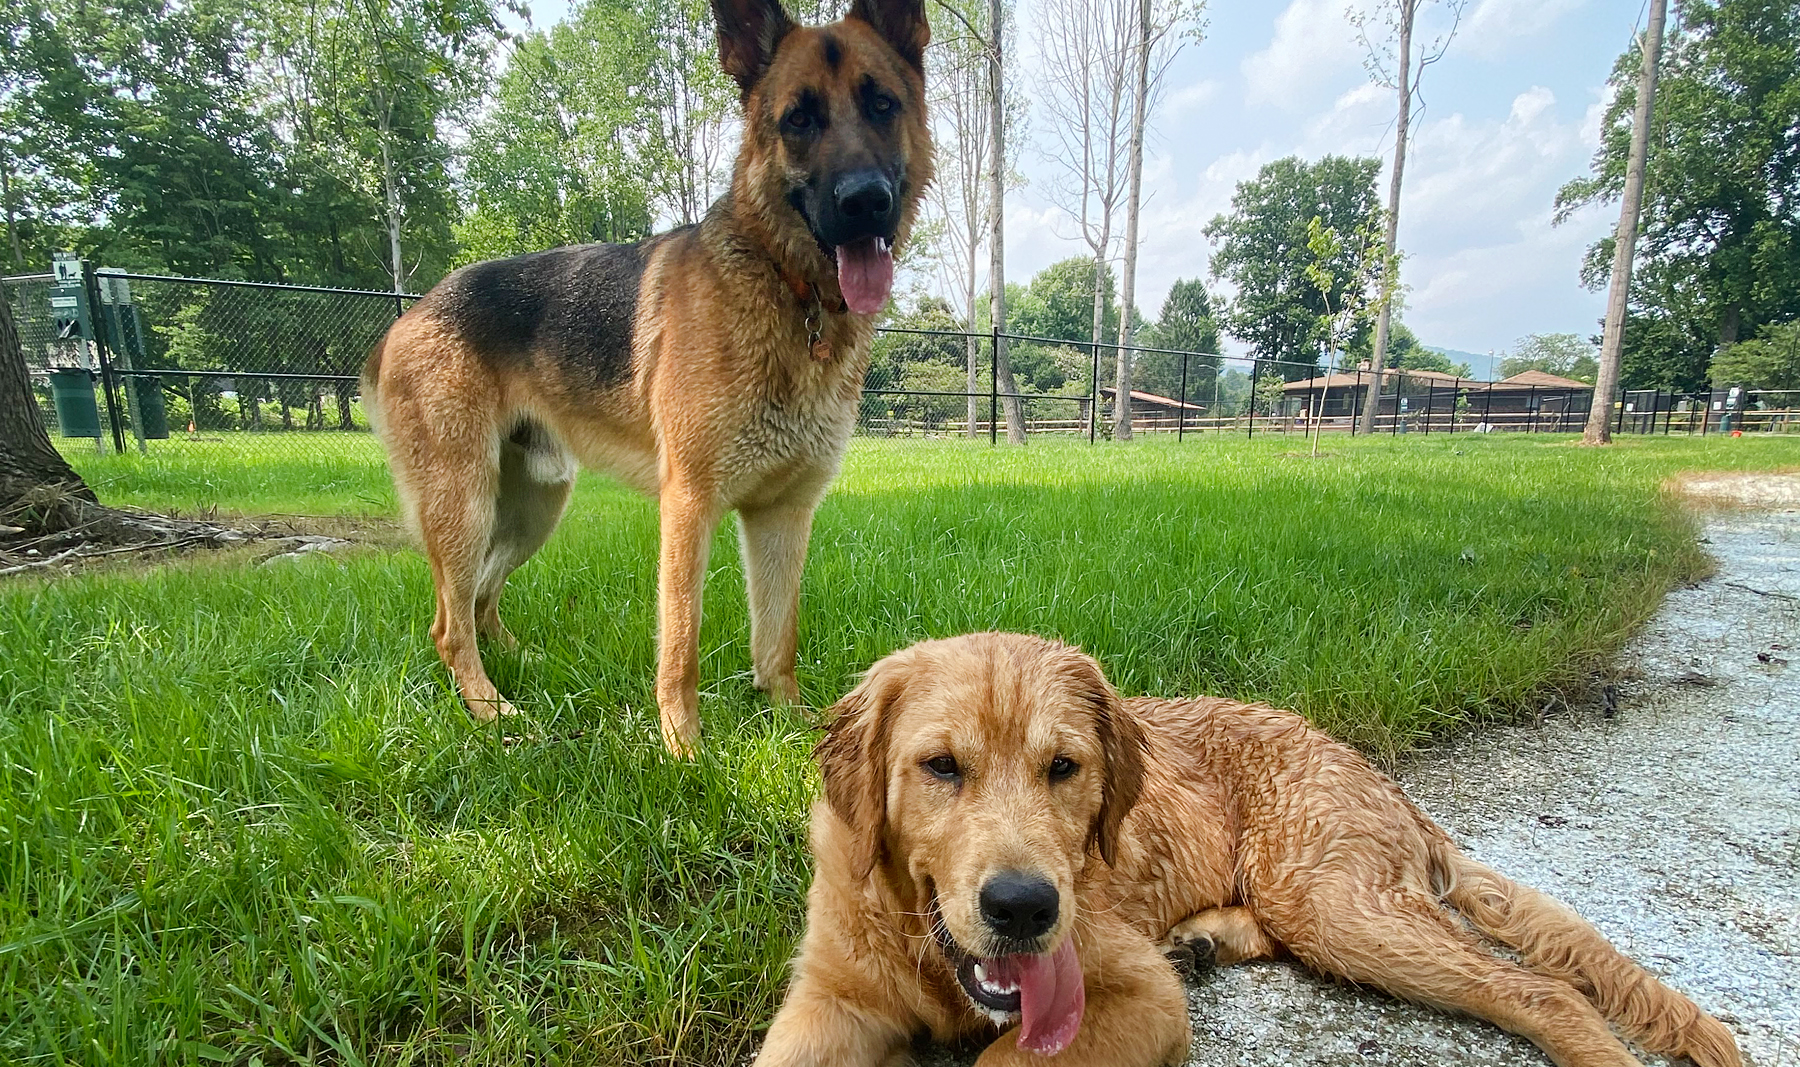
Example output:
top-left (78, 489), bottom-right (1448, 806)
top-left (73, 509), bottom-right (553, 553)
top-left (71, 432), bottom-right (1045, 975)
top-left (980, 872), bottom-right (1059, 941)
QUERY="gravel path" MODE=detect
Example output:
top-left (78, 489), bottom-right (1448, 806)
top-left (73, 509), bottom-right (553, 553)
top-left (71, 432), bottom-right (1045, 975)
top-left (925, 493), bottom-right (1799, 1067)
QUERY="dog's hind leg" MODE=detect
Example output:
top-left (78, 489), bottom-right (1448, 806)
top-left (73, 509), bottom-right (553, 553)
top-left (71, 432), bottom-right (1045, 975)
top-left (1441, 852), bottom-right (1742, 1067)
top-left (1162, 906), bottom-right (1276, 969)
top-left (375, 328), bottom-right (514, 723)
top-left (475, 421), bottom-right (575, 650)
top-left (1276, 888), bottom-right (1643, 1067)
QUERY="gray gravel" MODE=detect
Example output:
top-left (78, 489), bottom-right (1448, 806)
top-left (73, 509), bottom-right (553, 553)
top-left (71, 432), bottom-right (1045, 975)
top-left (926, 500), bottom-right (1800, 1067)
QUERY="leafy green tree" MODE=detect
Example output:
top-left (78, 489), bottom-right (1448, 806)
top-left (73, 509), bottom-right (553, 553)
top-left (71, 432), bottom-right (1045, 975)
top-left (1556, 0), bottom-right (1800, 391)
top-left (1205, 155), bottom-right (1384, 380)
top-left (257, 0), bottom-right (508, 291)
top-left (642, 0), bottom-right (736, 225)
top-left (1710, 320), bottom-right (1800, 390)
top-left (1500, 333), bottom-right (1600, 383)
top-left (1134, 277), bottom-right (1218, 400)
top-left (456, 11), bottom-right (656, 262)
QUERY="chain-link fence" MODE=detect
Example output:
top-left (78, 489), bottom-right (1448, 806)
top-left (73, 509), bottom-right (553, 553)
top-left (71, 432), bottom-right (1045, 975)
top-left (7, 270), bottom-right (1797, 460)
top-left (7, 269), bottom-right (412, 455)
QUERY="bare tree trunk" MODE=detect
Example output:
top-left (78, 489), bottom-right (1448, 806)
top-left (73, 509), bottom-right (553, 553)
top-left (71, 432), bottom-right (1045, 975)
top-left (1584, 0), bottom-right (1666, 446)
top-left (1361, 0), bottom-right (1414, 435)
top-left (1113, 0), bottom-right (1151, 441)
top-left (966, 254), bottom-right (981, 437)
top-left (1, 290), bottom-right (93, 509)
top-left (1, 158), bottom-right (22, 269)
top-left (376, 90), bottom-right (405, 295)
top-left (1088, 245), bottom-right (1109, 440)
top-left (989, 0), bottom-right (1025, 444)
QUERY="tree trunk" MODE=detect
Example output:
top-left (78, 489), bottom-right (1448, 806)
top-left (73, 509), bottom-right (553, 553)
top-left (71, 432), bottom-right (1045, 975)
top-left (1089, 247), bottom-right (1108, 440)
top-left (966, 261), bottom-right (981, 437)
top-left (1, 158), bottom-right (22, 269)
top-left (376, 90), bottom-right (405, 295)
top-left (989, 0), bottom-right (1026, 444)
top-left (0, 280), bottom-right (115, 540)
top-left (1360, 0), bottom-right (1414, 435)
top-left (1584, 0), bottom-right (1666, 446)
top-left (1, 289), bottom-right (93, 510)
top-left (1113, 0), bottom-right (1151, 441)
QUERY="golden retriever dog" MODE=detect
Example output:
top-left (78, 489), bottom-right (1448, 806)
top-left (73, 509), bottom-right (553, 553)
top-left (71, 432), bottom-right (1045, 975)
top-left (757, 633), bottom-right (1742, 1067)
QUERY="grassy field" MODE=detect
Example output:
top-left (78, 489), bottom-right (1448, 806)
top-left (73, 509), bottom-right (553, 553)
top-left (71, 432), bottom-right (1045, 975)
top-left (4, 431), bottom-right (1799, 1065)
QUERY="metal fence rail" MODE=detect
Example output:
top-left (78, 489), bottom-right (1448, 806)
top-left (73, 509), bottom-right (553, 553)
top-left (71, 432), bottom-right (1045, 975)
top-left (7, 270), bottom-right (1795, 458)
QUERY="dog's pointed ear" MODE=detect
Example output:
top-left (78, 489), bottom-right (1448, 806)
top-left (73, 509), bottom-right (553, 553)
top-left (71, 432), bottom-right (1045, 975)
top-left (846, 0), bottom-right (930, 72)
top-left (713, 0), bottom-right (796, 97)
top-left (815, 652), bottom-right (907, 879)
top-left (1059, 647), bottom-right (1145, 867)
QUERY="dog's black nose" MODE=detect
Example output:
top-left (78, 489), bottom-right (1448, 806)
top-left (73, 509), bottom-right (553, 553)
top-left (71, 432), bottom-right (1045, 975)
top-left (979, 871), bottom-right (1060, 941)
top-left (834, 172), bottom-right (895, 224)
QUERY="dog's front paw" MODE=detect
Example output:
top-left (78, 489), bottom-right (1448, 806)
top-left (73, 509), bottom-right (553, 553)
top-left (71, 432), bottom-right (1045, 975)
top-left (1163, 932), bottom-right (1217, 975)
top-left (755, 672), bottom-right (801, 704)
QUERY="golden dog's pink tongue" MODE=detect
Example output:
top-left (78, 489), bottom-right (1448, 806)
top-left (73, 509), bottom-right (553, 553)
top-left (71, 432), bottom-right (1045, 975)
top-left (989, 939), bottom-right (1085, 1055)
top-left (835, 237), bottom-right (893, 315)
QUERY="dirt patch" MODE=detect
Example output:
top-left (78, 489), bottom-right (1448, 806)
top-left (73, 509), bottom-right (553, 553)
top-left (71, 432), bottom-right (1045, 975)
top-left (0, 510), bottom-right (401, 580)
top-left (1669, 470), bottom-right (1800, 510)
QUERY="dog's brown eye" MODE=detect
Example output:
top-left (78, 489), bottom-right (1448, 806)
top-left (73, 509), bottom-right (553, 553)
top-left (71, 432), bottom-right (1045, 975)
top-left (924, 755), bottom-right (960, 780)
top-left (870, 94), bottom-right (896, 115)
top-left (785, 109), bottom-right (812, 131)
top-left (1048, 756), bottom-right (1078, 781)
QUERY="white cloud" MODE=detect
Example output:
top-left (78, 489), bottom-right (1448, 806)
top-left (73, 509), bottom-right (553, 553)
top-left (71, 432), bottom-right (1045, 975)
top-left (1162, 79), bottom-right (1221, 121)
top-left (1465, 0), bottom-right (1590, 55)
top-left (1241, 0), bottom-right (1366, 110)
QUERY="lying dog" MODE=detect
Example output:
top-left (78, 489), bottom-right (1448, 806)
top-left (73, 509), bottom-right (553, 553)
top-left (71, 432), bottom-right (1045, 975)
top-left (363, 0), bottom-right (932, 753)
top-left (757, 633), bottom-right (1741, 1067)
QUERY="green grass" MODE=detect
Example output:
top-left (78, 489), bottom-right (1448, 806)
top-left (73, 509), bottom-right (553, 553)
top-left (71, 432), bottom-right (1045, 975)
top-left (4, 431), bottom-right (1798, 1065)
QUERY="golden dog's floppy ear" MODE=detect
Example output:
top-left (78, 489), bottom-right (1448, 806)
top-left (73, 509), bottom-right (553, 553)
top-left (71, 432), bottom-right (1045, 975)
top-left (1057, 647), bottom-right (1145, 867)
top-left (713, 0), bottom-right (795, 97)
top-left (846, 0), bottom-right (930, 72)
top-left (815, 653), bottom-right (907, 878)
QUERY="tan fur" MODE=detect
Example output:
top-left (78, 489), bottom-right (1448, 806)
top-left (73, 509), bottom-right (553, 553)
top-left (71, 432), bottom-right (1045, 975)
top-left (362, 1), bottom-right (933, 753)
top-left (761, 633), bottom-right (1742, 1067)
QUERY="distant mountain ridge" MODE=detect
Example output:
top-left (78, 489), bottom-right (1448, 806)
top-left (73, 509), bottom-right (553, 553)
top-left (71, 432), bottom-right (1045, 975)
top-left (1423, 345), bottom-right (1502, 381)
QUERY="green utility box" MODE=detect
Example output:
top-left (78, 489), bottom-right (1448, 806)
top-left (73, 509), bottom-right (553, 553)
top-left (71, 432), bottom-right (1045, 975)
top-left (50, 369), bottom-right (102, 438)
top-left (132, 377), bottom-right (169, 439)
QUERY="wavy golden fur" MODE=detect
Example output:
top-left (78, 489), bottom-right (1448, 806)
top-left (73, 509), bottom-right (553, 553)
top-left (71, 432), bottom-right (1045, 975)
top-left (758, 633), bottom-right (1742, 1067)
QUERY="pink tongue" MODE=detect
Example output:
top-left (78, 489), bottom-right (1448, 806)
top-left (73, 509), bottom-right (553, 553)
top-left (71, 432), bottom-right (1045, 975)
top-left (835, 237), bottom-right (894, 315)
top-left (990, 938), bottom-right (1085, 1055)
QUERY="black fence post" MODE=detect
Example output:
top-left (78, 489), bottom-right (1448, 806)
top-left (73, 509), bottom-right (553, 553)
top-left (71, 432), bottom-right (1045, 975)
top-left (1247, 358), bottom-right (1261, 439)
top-left (1350, 368), bottom-right (1361, 436)
top-left (1450, 377), bottom-right (1460, 433)
top-left (1614, 389), bottom-right (1626, 434)
top-left (1390, 374), bottom-right (1400, 435)
top-left (989, 326), bottom-right (999, 446)
top-left (1176, 348), bottom-right (1189, 442)
top-left (1088, 339), bottom-right (1100, 444)
top-left (80, 260), bottom-right (125, 453)
top-left (1424, 380), bottom-right (1434, 434)
top-left (1528, 386), bottom-right (1538, 433)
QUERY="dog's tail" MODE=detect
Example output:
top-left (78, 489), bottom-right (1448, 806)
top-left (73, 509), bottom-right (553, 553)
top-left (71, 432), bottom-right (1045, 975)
top-left (1435, 845), bottom-right (1741, 1067)
top-left (360, 337), bottom-right (387, 441)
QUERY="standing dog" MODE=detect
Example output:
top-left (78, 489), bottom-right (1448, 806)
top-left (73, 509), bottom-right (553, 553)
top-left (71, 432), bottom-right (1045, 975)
top-left (362, 0), bottom-right (931, 753)
top-left (759, 633), bottom-right (1742, 1067)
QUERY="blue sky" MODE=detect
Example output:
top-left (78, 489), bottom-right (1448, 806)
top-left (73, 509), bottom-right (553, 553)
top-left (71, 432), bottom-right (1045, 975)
top-left (504, 0), bottom-right (1649, 359)
top-left (1005, 0), bottom-right (1651, 359)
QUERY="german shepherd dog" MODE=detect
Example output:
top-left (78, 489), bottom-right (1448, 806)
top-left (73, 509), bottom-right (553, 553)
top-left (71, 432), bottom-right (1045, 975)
top-left (362, 0), bottom-right (932, 753)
